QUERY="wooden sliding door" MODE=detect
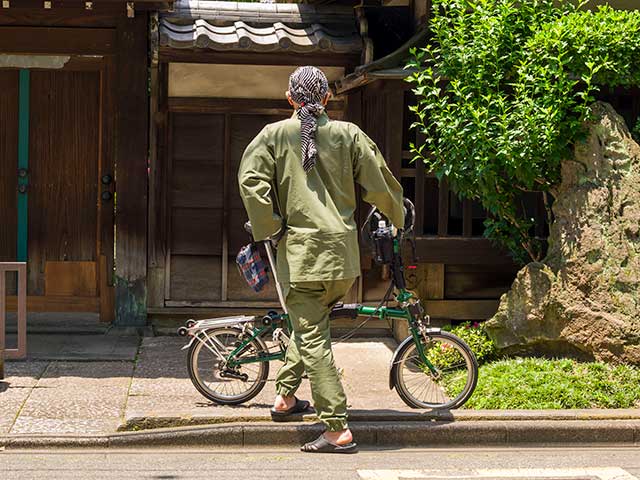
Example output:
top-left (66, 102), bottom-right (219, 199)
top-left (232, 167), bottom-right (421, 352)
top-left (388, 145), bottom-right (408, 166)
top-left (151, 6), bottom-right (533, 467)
top-left (165, 111), bottom-right (284, 307)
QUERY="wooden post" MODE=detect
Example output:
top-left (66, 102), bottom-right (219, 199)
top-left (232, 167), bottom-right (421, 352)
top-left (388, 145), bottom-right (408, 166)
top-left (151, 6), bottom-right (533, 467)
top-left (462, 199), bottom-right (473, 237)
top-left (414, 133), bottom-right (427, 235)
top-left (147, 15), bottom-right (166, 309)
top-left (438, 178), bottom-right (449, 236)
top-left (114, 13), bottom-right (149, 326)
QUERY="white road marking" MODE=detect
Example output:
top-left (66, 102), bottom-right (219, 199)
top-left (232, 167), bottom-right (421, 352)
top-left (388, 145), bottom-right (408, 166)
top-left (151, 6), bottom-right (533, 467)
top-left (357, 467), bottom-right (638, 480)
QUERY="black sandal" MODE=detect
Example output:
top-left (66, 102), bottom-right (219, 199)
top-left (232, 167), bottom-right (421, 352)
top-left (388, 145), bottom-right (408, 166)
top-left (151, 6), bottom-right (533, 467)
top-left (270, 397), bottom-right (314, 421)
top-left (301, 435), bottom-right (358, 454)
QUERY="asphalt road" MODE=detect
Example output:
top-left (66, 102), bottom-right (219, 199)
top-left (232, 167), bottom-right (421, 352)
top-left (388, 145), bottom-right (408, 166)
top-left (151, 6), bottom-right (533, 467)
top-left (1, 446), bottom-right (639, 480)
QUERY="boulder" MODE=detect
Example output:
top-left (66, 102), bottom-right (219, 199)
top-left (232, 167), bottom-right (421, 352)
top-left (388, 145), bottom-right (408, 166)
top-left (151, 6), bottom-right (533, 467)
top-left (486, 102), bottom-right (640, 364)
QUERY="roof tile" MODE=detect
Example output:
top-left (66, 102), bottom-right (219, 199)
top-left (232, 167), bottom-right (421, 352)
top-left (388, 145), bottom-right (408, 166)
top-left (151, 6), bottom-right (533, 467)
top-left (160, 18), bottom-right (362, 54)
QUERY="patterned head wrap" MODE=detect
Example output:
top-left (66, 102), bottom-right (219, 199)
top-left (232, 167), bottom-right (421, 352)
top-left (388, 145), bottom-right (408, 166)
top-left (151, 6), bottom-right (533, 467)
top-left (288, 66), bottom-right (329, 172)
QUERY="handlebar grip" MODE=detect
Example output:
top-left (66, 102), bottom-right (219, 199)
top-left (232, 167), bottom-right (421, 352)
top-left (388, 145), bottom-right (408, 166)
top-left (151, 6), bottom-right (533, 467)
top-left (330, 303), bottom-right (359, 320)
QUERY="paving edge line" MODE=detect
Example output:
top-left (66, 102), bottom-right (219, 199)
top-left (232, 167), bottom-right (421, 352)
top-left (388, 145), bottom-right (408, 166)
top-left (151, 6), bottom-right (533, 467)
top-left (1, 420), bottom-right (640, 449)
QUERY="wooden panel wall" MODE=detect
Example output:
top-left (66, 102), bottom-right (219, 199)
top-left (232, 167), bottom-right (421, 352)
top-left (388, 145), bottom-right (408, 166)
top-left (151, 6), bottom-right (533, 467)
top-left (164, 110), bottom-right (285, 305)
top-left (168, 112), bottom-right (225, 301)
top-left (0, 5), bottom-right (120, 28)
top-left (227, 114), bottom-right (282, 302)
top-left (28, 70), bottom-right (100, 295)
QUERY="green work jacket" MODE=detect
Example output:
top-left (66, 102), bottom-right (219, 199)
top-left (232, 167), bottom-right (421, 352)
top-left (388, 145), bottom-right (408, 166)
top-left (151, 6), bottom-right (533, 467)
top-left (238, 111), bottom-right (404, 283)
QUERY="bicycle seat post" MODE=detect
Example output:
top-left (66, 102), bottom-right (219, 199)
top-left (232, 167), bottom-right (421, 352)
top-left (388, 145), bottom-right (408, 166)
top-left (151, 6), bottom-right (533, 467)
top-left (263, 240), bottom-right (288, 314)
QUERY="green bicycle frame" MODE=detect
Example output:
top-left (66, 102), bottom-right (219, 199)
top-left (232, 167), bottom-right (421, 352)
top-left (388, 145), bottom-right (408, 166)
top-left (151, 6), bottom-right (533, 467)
top-left (355, 303), bottom-right (438, 375)
top-left (225, 314), bottom-right (291, 367)
top-left (226, 237), bottom-right (437, 374)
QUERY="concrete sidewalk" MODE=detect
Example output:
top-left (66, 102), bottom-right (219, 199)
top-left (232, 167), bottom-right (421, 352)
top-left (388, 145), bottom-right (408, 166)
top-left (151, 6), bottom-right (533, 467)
top-left (124, 337), bottom-right (414, 430)
top-left (1, 335), bottom-right (640, 447)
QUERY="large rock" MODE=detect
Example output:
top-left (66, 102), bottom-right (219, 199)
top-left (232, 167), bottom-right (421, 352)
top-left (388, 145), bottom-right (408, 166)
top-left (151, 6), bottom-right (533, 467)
top-left (486, 102), bottom-right (640, 364)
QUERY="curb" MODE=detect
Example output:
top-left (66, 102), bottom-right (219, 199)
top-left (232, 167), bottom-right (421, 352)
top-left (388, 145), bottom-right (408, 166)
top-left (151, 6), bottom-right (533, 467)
top-left (2, 420), bottom-right (640, 449)
top-left (122, 409), bottom-right (640, 431)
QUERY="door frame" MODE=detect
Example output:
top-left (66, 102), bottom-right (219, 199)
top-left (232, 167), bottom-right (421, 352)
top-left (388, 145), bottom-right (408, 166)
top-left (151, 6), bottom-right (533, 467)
top-left (2, 55), bottom-right (116, 319)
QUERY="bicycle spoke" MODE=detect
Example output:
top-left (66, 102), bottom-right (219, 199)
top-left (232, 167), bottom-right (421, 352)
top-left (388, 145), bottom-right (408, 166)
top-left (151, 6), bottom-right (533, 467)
top-left (189, 327), bottom-right (269, 403)
top-left (396, 335), bottom-right (474, 409)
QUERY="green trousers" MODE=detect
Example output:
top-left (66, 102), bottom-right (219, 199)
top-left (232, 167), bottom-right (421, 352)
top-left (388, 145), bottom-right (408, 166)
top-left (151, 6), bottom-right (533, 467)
top-left (275, 278), bottom-right (355, 432)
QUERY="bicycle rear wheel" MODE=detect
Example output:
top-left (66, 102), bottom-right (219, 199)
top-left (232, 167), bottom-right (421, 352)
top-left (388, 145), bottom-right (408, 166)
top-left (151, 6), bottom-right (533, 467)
top-left (187, 327), bottom-right (269, 405)
top-left (391, 331), bottom-right (478, 410)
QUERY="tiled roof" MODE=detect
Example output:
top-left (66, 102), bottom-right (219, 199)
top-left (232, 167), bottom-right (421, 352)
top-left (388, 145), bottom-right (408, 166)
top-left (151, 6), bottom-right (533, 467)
top-left (160, 1), bottom-right (361, 54)
top-left (160, 19), bottom-right (361, 53)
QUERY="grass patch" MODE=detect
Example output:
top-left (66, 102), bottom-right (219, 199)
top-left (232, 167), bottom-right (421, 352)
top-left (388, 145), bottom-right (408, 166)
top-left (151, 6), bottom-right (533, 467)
top-left (462, 357), bottom-right (640, 409)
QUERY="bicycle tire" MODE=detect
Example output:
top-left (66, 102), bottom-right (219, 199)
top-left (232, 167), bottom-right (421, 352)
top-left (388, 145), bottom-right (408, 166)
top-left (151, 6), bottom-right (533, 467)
top-left (391, 330), bottom-right (478, 410)
top-left (187, 327), bottom-right (269, 405)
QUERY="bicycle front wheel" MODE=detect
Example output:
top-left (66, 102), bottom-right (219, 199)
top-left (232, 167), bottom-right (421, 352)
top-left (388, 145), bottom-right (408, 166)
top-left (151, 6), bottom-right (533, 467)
top-left (391, 330), bottom-right (478, 410)
top-left (187, 327), bottom-right (269, 405)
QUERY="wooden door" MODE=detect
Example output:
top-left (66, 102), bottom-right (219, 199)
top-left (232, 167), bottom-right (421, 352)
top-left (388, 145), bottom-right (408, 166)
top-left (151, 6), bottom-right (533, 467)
top-left (0, 64), bottom-right (114, 317)
top-left (165, 112), bottom-right (285, 306)
top-left (28, 70), bottom-right (100, 301)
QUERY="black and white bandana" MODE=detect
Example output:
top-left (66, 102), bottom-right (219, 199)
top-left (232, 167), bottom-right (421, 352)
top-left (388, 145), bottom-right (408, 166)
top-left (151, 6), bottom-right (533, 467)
top-left (288, 66), bottom-right (329, 172)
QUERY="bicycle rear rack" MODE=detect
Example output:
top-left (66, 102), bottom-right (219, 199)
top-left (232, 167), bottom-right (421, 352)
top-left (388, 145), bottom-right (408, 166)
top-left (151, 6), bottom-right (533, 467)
top-left (177, 315), bottom-right (257, 338)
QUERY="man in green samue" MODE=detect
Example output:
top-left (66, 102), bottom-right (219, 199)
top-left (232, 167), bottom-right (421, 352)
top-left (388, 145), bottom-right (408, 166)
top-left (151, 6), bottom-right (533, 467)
top-left (238, 66), bottom-right (404, 453)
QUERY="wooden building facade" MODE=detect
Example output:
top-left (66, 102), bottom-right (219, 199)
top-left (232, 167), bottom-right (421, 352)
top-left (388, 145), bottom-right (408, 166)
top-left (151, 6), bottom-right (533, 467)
top-left (0, 1), bottom-right (161, 326)
top-left (143, 0), bottom-right (521, 337)
top-left (4, 0), bottom-right (633, 330)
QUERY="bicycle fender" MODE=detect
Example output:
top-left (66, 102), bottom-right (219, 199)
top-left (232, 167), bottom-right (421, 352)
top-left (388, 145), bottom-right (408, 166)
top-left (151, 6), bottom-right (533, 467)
top-left (388, 327), bottom-right (441, 390)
